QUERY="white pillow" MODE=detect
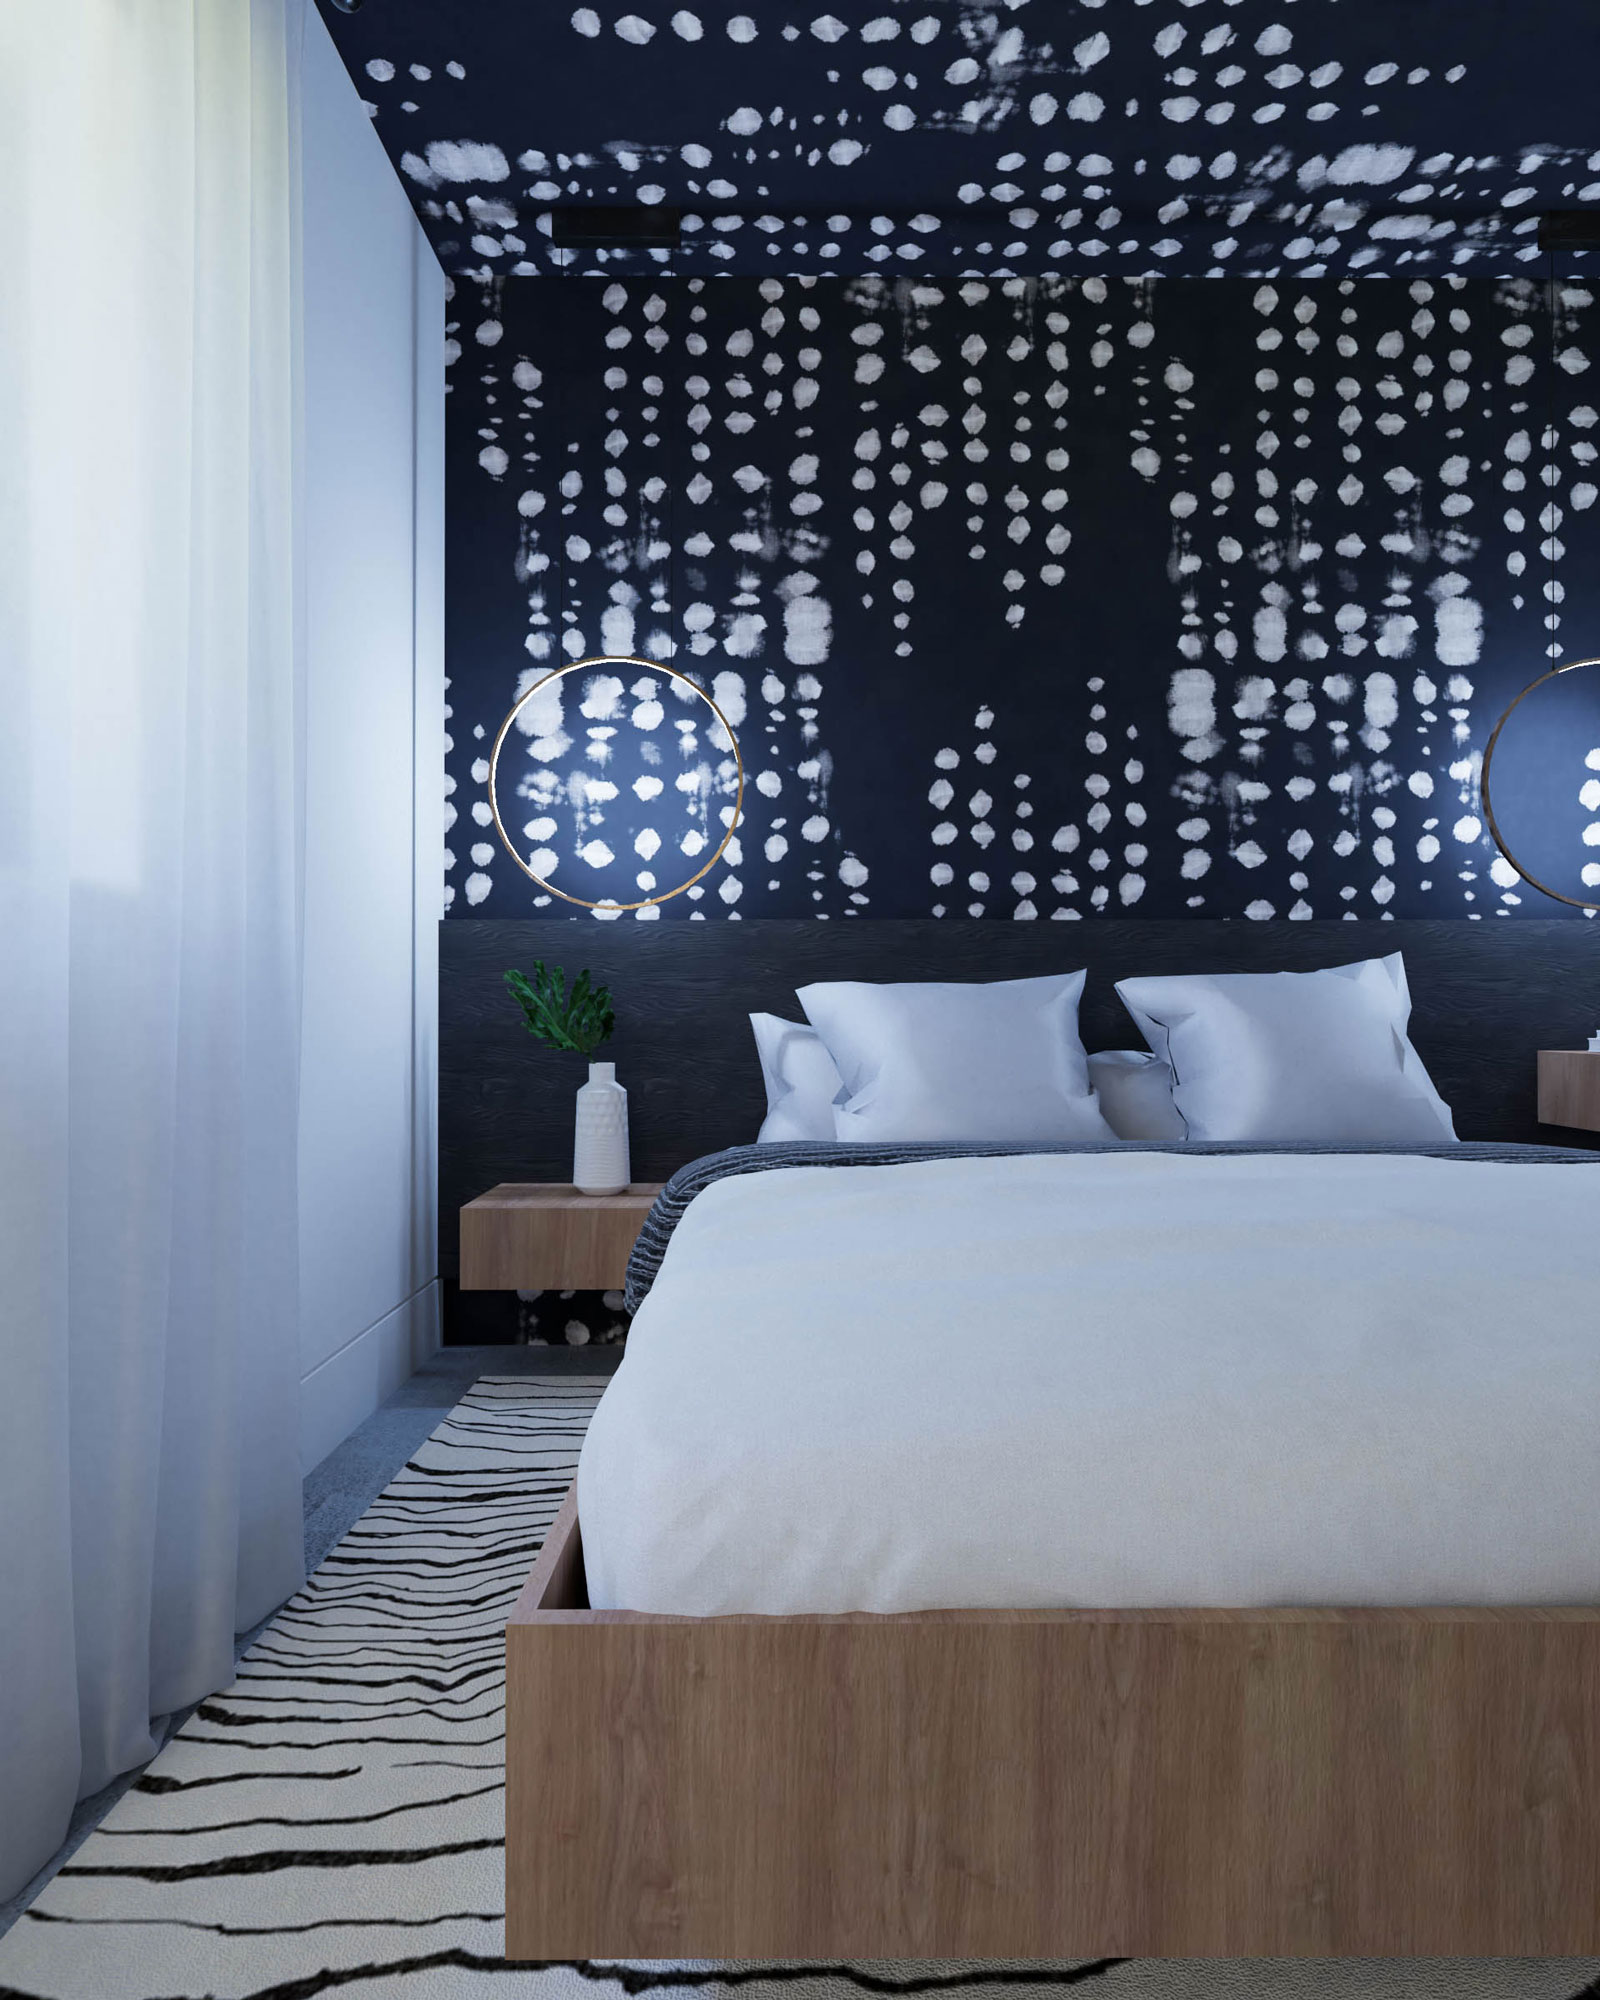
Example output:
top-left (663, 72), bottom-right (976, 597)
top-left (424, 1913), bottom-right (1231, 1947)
top-left (1115, 954), bottom-right (1457, 1144)
top-left (797, 971), bottom-right (1113, 1146)
top-left (1087, 1049), bottom-right (1186, 1142)
top-left (749, 1014), bottom-right (843, 1144)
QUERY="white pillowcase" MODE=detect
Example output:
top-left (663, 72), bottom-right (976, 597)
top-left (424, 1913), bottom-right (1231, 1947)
top-left (1087, 1049), bottom-right (1186, 1141)
top-left (749, 1013), bottom-right (843, 1143)
top-left (1115, 954), bottom-right (1457, 1144)
top-left (797, 972), bottom-right (1113, 1146)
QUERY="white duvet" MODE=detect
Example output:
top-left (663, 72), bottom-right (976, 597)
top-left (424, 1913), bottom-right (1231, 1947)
top-left (577, 1152), bottom-right (1600, 1614)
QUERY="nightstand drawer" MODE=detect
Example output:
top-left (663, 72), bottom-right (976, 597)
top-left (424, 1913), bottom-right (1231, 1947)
top-left (460, 1182), bottom-right (664, 1290)
top-left (1537, 1051), bottom-right (1600, 1134)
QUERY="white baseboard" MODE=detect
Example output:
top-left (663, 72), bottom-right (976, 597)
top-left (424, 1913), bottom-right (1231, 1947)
top-left (299, 1279), bottom-right (442, 1474)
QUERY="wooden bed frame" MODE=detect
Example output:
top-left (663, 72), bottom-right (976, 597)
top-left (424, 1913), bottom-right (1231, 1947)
top-left (507, 1485), bottom-right (1600, 1959)
top-left (481, 918), bottom-right (1600, 1957)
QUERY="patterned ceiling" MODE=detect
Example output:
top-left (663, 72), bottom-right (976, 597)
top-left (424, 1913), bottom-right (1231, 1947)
top-left (316, 0), bottom-right (1599, 279)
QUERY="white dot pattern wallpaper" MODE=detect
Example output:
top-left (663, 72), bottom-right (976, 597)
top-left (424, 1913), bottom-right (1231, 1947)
top-left (443, 270), bottom-right (1597, 922)
top-left (309, 0), bottom-right (1600, 922)
top-left (329, 1), bottom-right (1596, 285)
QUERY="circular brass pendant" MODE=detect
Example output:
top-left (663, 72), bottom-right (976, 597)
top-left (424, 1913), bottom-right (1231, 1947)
top-left (1480, 655), bottom-right (1600, 913)
top-left (486, 656), bottom-right (745, 912)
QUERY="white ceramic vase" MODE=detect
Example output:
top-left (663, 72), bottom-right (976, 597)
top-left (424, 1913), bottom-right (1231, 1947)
top-left (573, 1061), bottom-right (630, 1194)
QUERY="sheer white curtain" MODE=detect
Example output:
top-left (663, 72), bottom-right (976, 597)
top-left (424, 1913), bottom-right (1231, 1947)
top-left (0, 0), bottom-right (308, 1900)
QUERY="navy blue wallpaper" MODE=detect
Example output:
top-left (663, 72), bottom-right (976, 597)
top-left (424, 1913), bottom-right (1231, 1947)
top-left (443, 270), bottom-right (1599, 922)
top-left (307, 1), bottom-right (1600, 925)
top-left (320, 0), bottom-right (1599, 282)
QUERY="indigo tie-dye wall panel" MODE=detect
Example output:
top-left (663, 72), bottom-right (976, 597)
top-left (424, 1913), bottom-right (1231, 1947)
top-left (307, 0), bottom-right (1600, 922)
top-left (323, 1), bottom-right (1597, 284)
top-left (443, 271), bottom-right (1599, 922)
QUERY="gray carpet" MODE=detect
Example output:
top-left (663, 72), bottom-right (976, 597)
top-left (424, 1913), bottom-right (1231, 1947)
top-left (299, 1345), bottom-right (620, 1579)
top-left (0, 1345), bottom-right (621, 1943)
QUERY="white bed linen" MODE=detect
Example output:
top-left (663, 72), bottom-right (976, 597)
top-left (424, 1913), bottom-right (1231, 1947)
top-left (578, 1152), bottom-right (1600, 1615)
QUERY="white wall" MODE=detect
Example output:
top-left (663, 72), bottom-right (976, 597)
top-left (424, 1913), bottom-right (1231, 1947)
top-left (298, 11), bottom-right (445, 1473)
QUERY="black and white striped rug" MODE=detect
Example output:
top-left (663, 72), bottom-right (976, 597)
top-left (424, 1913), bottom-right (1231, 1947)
top-left (2, 1376), bottom-right (1597, 2000)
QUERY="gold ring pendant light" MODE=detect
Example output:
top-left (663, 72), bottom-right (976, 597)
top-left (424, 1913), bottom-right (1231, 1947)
top-left (1479, 655), bottom-right (1600, 913)
top-left (487, 657), bottom-right (745, 912)
top-left (1476, 239), bottom-right (1600, 914)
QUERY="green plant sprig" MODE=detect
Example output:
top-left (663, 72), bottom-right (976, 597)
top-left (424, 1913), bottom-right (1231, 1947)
top-left (503, 962), bottom-right (615, 1058)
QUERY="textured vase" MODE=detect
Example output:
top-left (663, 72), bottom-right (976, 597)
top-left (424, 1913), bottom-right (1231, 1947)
top-left (573, 1061), bottom-right (630, 1194)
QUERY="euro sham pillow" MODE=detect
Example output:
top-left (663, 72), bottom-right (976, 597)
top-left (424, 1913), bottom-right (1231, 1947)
top-left (749, 1013), bottom-right (843, 1144)
top-left (797, 971), bottom-right (1114, 1145)
top-left (1114, 954), bottom-right (1457, 1144)
top-left (1087, 1049), bottom-right (1186, 1142)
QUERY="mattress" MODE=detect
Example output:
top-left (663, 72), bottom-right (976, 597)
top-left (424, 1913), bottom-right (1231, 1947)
top-left (577, 1148), bottom-right (1600, 1614)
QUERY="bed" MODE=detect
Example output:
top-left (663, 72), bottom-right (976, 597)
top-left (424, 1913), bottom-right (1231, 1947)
top-left (493, 919), bottom-right (1600, 1960)
top-left (508, 1139), bottom-right (1600, 1959)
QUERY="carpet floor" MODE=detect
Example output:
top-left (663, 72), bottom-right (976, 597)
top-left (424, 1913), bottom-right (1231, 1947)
top-left (1, 1377), bottom-right (1597, 2000)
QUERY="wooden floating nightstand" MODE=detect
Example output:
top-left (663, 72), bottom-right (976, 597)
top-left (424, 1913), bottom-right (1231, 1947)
top-left (459, 1183), bottom-right (664, 1291)
top-left (1536, 1051), bottom-right (1600, 1135)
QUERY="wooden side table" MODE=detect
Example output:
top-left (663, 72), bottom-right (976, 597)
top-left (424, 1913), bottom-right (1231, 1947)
top-left (1536, 1051), bottom-right (1600, 1134)
top-left (459, 1183), bottom-right (665, 1291)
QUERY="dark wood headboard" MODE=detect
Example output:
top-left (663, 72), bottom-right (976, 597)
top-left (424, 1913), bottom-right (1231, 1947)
top-left (440, 917), bottom-right (1600, 1282)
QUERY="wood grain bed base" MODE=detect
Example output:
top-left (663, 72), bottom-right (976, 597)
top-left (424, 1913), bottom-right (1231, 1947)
top-left (505, 1485), bottom-right (1600, 1959)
